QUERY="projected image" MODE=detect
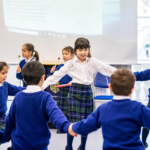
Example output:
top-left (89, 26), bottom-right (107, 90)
top-left (138, 0), bottom-right (150, 61)
top-left (3, 0), bottom-right (103, 35)
top-left (103, 0), bottom-right (120, 22)
top-left (0, 0), bottom-right (136, 64)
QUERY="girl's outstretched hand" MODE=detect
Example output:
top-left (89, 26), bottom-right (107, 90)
top-left (68, 82), bottom-right (72, 85)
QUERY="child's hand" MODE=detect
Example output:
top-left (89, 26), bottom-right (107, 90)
top-left (16, 66), bottom-right (21, 73)
top-left (68, 82), bottom-right (72, 85)
top-left (68, 124), bottom-right (78, 137)
top-left (51, 66), bottom-right (56, 73)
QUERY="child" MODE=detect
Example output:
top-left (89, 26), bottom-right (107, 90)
top-left (134, 69), bottom-right (150, 148)
top-left (0, 61), bottom-right (76, 150)
top-left (69, 69), bottom-right (150, 150)
top-left (42, 38), bottom-right (117, 150)
top-left (51, 46), bottom-right (74, 133)
top-left (0, 62), bottom-right (25, 149)
top-left (16, 43), bottom-right (39, 87)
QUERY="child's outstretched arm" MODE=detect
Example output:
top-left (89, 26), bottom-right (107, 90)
top-left (92, 58), bottom-right (117, 77)
top-left (71, 108), bottom-right (101, 137)
top-left (134, 69), bottom-right (150, 81)
top-left (139, 103), bottom-right (150, 129)
top-left (0, 99), bottom-right (16, 143)
top-left (43, 60), bottom-right (71, 89)
top-left (45, 94), bottom-right (71, 134)
top-left (7, 82), bottom-right (25, 96)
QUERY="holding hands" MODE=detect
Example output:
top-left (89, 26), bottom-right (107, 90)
top-left (16, 66), bottom-right (21, 73)
top-left (68, 124), bottom-right (77, 137)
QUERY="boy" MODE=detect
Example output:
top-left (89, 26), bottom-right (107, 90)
top-left (69, 69), bottom-right (150, 150)
top-left (134, 69), bottom-right (150, 148)
top-left (0, 61), bottom-right (76, 150)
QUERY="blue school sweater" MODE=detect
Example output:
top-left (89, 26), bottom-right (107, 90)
top-left (134, 69), bottom-right (150, 81)
top-left (72, 99), bottom-right (150, 150)
top-left (51, 64), bottom-right (72, 84)
top-left (134, 69), bottom-right (150, 103)
top-left (0, 91), bottom-right (70, 150)
top-left (0, 81), bottom-right (25, 118)
top-left (16, 59), bottom-right (27, 87)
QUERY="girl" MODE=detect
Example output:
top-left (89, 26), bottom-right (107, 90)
top-left (51, 46), bottom-right (74, 133)
top-left (0, 62), bottom-right (25, 149)
top-left (134, 69), bottom-right (150, 148)
top-left (16, 43), bottom-right (39, 87)
top-left (42, 38), bottom-right (117, 150)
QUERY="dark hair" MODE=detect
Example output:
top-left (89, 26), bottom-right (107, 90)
top-left (111, 69), bottom-right (135, 96)
top-left (0, 62), bottom-right (9, 72)
top-left (22, 61), bottom-right (45, 85)
top-left (23, 43), bottom-right (39, 61)
top-left (74, 37), bottom-right (92, 58)
top-left (62, 46), bottom-right (74, 55)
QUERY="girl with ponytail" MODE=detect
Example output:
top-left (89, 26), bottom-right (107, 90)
top-left (16, 43), bottom-right (39, 87)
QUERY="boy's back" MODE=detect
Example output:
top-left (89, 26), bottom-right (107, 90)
top-left (70, 69), bottom-right (150, 150)
top-left (0, 61), bottom-right (72, 150)
top-left (1, 90), bottom-right (70, 150)
top-left (72, 98), bottom-right (150, 150)
top-left (13, 91), bottom-right (51, 149)
top-left (100, 99), bottom-right (149, 150)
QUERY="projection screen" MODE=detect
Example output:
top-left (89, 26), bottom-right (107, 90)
top-left (0, 0), bottom-right (137, 64)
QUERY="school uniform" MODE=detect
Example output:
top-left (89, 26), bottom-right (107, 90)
top-left (134, 69), bottom-right (150, 147)
top-left (72, 96), bottom-right (150, 150)
top-left (0, 85), bottom-right (70, 150)
top-left (0, 83), bottom-right (6, 130)
top-left (16, 57), bottom-right (36, 87)
top-left (51, 63), bottom-right (72, 116)
top-left (134, 69), bottom-right (150, 105)
top-left (0, 82), bottom-right (25, 131)
top-left (43, 56), bottom-right (117, 122)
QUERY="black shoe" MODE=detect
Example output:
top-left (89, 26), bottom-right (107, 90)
top-left (78, 146), bottom-right (85, 150)
top-left (56, 129), bottom-right (59, 134)
top-left (144, 143), bottom-right (148, 149)
top-left (7, 147), bottom-right (11, 150)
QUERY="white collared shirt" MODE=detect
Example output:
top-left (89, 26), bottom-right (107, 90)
top-left (113, 95), bottom-right (131, 100)
top-left (43, 56), bottom-right (117, 89)
top-left (23, 85), bottom-right (41, 93)
top-left (25, 57), bottom-right (36, 63)
top-left (0, 83), bottom-right (3, 87)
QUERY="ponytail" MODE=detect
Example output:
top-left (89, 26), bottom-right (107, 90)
top-left (33, 50), bottom-right (39, 61)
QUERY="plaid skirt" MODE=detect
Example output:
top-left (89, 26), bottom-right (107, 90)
top-left (57, 87), bottom-right (70, 116)
top-left (67, 83), bottom-right (93, 122)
